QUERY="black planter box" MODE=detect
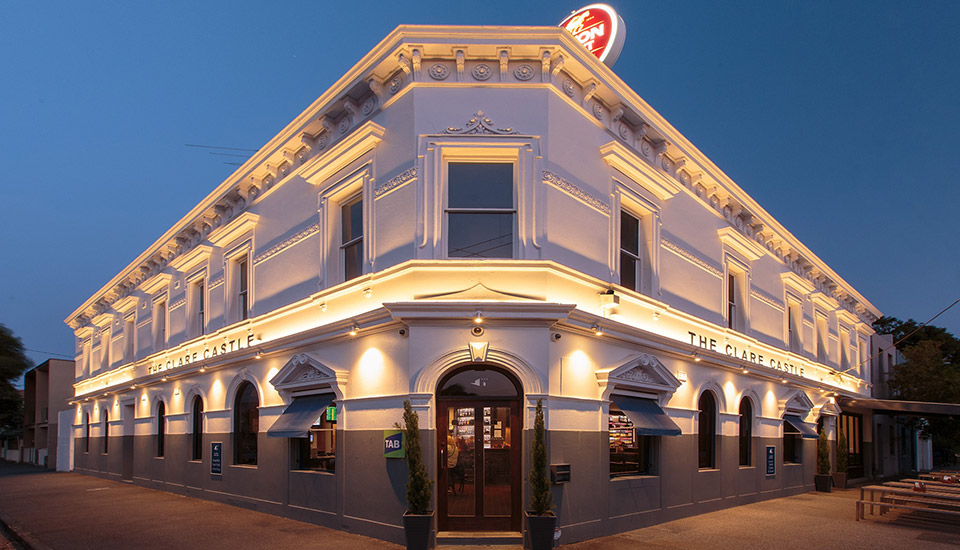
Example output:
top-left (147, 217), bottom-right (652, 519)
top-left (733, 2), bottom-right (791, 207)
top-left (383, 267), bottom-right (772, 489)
top-left (524, 511), bottom-right (557, 550)
top-left (814, 474), bottom-right (833, 492)
top-left (403, 511), bottom-right (434, 550)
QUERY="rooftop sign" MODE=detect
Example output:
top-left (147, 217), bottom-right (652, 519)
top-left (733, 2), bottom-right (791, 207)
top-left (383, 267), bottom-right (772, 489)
top-left (559, 4), bottom-right (626, 67)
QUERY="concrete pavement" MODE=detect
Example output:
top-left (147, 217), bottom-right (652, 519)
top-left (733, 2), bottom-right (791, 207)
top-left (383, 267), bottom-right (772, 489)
top-left (2, 460), bottom-right (959, 550)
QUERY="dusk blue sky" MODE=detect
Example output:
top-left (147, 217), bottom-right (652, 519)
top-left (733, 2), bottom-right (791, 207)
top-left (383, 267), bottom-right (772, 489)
top-left (2, 1), bottom-right (958, 376)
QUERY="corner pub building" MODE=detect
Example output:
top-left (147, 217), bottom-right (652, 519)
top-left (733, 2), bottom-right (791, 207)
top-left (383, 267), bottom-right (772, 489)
top-left (66, 23), bottom-right (885, 546)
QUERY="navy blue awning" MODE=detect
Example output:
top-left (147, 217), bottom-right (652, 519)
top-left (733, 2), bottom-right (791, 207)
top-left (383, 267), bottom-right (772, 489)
top-left (783, 415), bottom-right (819, 439)
top-left (267, 394), bottom-right (335, 438)
top-left (610, 395), bottom-right (681, 436)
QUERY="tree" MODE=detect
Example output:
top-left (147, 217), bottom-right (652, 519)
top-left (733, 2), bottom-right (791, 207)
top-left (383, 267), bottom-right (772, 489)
top-left (0, 324), bottom-right (32, 432)
top-left (399, 400), bottom-right (433, 514)
top-left (875, 316), bottom-right (960, 465)
top-left (529, 398), bottom-right (552, 516)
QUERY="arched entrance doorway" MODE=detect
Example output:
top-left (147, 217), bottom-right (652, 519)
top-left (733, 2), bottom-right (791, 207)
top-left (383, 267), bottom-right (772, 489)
top-left (437, 365), bottom-right (522, 532)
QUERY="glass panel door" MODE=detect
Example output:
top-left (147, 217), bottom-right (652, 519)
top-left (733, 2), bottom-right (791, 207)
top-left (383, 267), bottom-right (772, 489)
top-left (438, 400), bottom-right (520, 531)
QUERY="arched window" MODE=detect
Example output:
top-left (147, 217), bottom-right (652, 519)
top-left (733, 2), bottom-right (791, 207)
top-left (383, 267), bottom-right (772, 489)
top-left (698, 391), bottom-right (717, 469)
top-left (234, 382), bottom-right (259, 465)
top-left (84, 412), bottom-right (90, 453)
top-left (739, 398), bottom-right (752, 466)
top-left (156, 402), bottom-right (166, 457)
top-left (192, 396), bottom-right (204, 461)
top-left (102, 410), bottom-right (109, 454)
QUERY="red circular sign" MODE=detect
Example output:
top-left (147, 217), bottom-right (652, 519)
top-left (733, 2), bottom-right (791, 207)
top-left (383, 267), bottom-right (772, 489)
top-left (559, 4), bottom-right (625, 66)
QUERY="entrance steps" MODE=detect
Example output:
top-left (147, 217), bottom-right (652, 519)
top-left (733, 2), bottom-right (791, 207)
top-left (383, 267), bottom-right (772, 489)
top-left (437, 530), bottom-right (523, 547)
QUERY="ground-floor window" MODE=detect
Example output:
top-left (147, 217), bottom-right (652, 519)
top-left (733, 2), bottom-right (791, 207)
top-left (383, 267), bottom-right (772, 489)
top-left (293, 405), bottom-right (337, 472)
top-left (609, 405), bottom-right (657, 476)
top-left (783, 423), bottom-right (802, 464)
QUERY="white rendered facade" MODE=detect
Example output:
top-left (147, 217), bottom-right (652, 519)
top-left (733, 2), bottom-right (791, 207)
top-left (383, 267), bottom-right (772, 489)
top-left (66, 26), bottom-right (881, 544)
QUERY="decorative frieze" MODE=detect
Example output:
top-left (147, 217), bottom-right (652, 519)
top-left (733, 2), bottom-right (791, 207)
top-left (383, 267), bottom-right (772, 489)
top-left (442, 111), bottom-right (519, 135)
top-left (750, 286), bottom-right (785, 312)
top-left (253, 223), bottom-right (321, 266)
top-left (660, 236), bottom-right (723, 278)
top-left (374, 167), bottom-right (418, 198)
top-left (542, 171), bottom-right (611, 215)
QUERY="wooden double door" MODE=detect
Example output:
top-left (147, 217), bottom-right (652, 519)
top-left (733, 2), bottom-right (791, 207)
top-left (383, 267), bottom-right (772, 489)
top-left (437, 398), bottom-right (521, 531)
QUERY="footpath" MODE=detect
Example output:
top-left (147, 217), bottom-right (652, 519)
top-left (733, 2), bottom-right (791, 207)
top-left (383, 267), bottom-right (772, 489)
top-left (2, 460), bottom-right (959, 550)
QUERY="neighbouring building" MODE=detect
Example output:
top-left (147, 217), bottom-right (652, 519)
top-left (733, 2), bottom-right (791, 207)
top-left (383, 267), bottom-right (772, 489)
top-left (65, 23), bottom-right (894, 545)
top-left (21, 359), bottom-right (75, 468)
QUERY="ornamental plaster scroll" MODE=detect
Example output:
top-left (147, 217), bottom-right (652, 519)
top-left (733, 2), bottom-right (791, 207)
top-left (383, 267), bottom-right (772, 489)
top-left (750, 288), bottom-right (784, 313)
top-left (596, 353), bottom-right (683, 404)
top-left (442, 111), bottom-right (519, 135)
top-left (374, 167), bottom-right (418, 198)
top-left (660, 236), bottom-right (723, 278)
top-left (542, 171), bottom-right (611, 215)
top-left (253, 223), bottom-right (321, 266)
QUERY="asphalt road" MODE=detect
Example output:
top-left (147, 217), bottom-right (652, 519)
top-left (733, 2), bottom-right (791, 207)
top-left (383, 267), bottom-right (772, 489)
top-left (1, 461), bottom-right (959, 550)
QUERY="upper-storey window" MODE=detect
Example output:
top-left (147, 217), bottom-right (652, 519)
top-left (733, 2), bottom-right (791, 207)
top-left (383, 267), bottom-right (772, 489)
top-left (226, 252), bottom-right (251, 324)
top-left (815, 314), bottom-right (828, 363)
top-left (188, 277), bottom-right (205, 338)
top-left (619, 211), bottom-right (641, 292)
top-left (341, 195), bottom-right (363, 281)
top-left (238, 257), bottom-right (249, 321)
top-left (787, 299), bottom-right (802, 353)
top-left (447, 163), bottom-right (514, 258)
top-left (153, 300), bottom-right (167, 349)
top-left (726, 267), bottom-right (747, 332)
top-left (839, 327), bottom-right (851, 371)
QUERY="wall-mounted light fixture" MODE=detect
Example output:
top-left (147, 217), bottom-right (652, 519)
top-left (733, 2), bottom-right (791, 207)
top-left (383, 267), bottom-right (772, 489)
top-left (349, 325), bottom-right (359, 336)
top-left (599, 290), bottom-right (619, 310)
top-left (676, 371), bottom-right (688, 382)
top-left (319, 302), bottom-right (328, 312)
top-left (161, 377), bottom-right (168, 382)
top-left (199, 366), bottom-right (206, 373)
top-left (255, 348), bottom-right (263, 360)
top-left (592, 324), bottom-right (603, 336)
top-left (741, 368), bottom-right (749, 374)
top-left (692, 352), bottom-right (702, 362)
top-left (473, 311), bottom-right (483, 324)
top-left (363, 288), bottom-right (373, 299)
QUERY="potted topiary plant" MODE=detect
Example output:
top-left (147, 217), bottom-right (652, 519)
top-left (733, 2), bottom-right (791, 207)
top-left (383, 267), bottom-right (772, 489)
top-left (833, 430), bottom-right (848, 489)
top-left (399, 400), bottom-right (434, 550)
top-left (815, 426), bottom-right (833, 492)
top-left (525, 398), bottom-right (556, 550)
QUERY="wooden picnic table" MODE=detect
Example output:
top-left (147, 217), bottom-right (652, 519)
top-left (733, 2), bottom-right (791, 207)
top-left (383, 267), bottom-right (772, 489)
top-left (857, 484), bottom-right (960, 521)
top-left (918, 471), bottom-right (960, 481)
top-left (883, 481), bottom-right (960, 495)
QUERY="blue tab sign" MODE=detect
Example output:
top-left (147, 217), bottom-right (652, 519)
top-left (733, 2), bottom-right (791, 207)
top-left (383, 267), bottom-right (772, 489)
top-left (383, 430), bottom-right (405, 458)
top-left (765, 445), bottom-right (776, 476)
top-left (211, 441), bottom-right (223, 475)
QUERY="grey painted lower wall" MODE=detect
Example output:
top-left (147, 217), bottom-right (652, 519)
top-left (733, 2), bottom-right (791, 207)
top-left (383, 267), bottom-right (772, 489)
top-left (73, 429), bottom-right (814, 546)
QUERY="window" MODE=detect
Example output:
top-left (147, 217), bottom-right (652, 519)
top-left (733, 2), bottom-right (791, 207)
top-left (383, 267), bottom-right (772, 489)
top-left (294, 405), bottom-right (337, 472)
top-left (100, 331), bottom-right (110, 370)
top-left (156, 402), bottom-right (166, 458)
top-left (84, 412), bottom-right (90, 453)
top-left (619, 211), bottom-right (641, 292)
top-left (189, 278), bottom-right (205, 338)
top-left (237, 257), bottom-right (249, 321)
top-left (839, 328), bottom-right (850, 370)
top-left (447, 163), bottom-right (514, 258)
top-left (815, 315), bottom-right (828, 363)
top-left (102, 410), bottom-right (109, 454)
top-left (192, 396), bottom-right (204, 461)
top-left (340, 195), bottom-right (363, 281)
top-left (783, 420), bottom-right (802, 464)
top-left (124, 316), bottom-right (135, 362)
top-left (739, 399), bottom-right (752, 466)
top-left (787, 300), bottom-right (802, 353)
top-left (609, 405), bottom-right (656, 476)
top-left (698, 392), bottom-right (717, 469)
top-left (858, 339), bottom-right (867, 378)
top-left (154, 300), bottom-right (167, 348)
top-left (234, 382), bottom-right (259, 465)
top-left (726, 269), bottom-right (746, 331)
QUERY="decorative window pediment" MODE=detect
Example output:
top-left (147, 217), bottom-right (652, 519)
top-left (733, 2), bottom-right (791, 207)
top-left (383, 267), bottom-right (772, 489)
top-left (269, 353), bottom-right (348, 399)
top-left (779, 390), bottom-right (814, 417)
top-left (596, 353), bottom-right (681, 402)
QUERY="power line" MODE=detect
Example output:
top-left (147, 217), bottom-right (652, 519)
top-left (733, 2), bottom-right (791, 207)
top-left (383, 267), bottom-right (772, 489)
top-left (840, 296), bottom-right (960, 376)
top-left (185, 143), bottom-right (258, 152)
top-left (24, 348), bottom-right (74, 359)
